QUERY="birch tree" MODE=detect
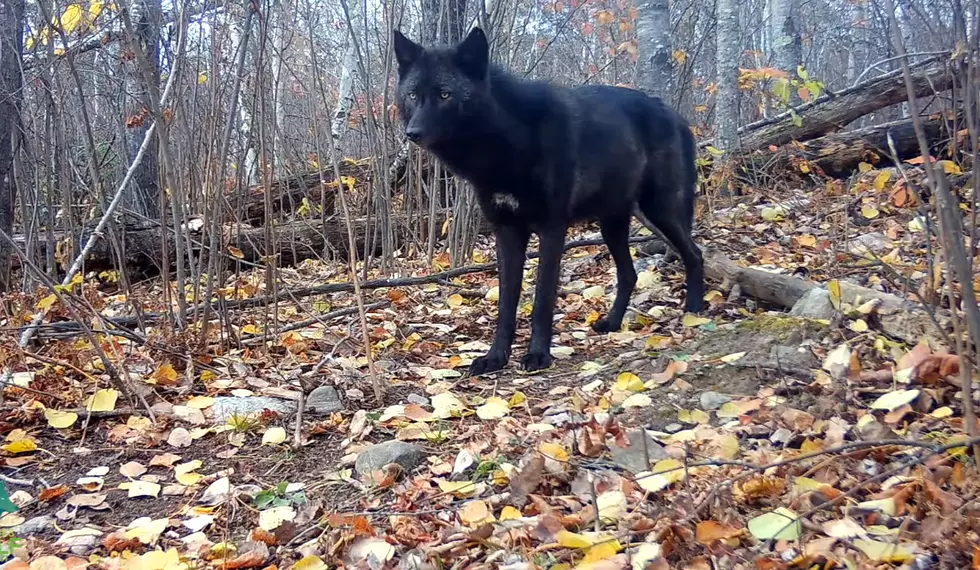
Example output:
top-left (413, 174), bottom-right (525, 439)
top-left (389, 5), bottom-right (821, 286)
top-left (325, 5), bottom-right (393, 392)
top-left (635, 0), bottom-right (672, 100)
top-left (715, 0), bottom-right (740, 151)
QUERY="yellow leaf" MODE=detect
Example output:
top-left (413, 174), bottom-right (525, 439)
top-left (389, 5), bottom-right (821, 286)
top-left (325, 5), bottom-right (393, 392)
top-left (151, 363), bottom-right (179, 385)
top-left (861, 206), bottom-right (880, 219)
top-left (45, 409), bottom-right (78, 429)
top-left (853, 539), bottom-right (917, 562)
top-left (538, 441), bottom-right (569, 462)
top-left (748, 508), bottom-right (801, 540)
top-left (485, 286), bottom-right (499, 302)
top-left (2, 437), bottom-right (38, 454)
top-left (262, 426), bottom-right (287, 445)
top-left (797, 234), bottom-right (817, 247)
top-left (227, 246), bottom-right (245, 259)
top-left (719, 351), bottom-right (746, 363)
top-left (241, 324), bottom-right (262, 335)
top-left (931, 406), bottom-right (953, 418)
top-left (614, 372), bottom-right (645, 392)
top-left (447, 293), bottom-right (465, 308)
top-left (186, 396), bottom-right (215, 409)
top-left (873, 170), bottom-right (892, 191)
top-left (476, 397), bottom-right (510, 420)
top-left (85, 389), bottom-right (119, 412)
top-left (60, 4), bottom-right (84, 34)
top-left (198, 72), bottom-right (208, 84)
top-left (705, 145), bottom-right (725, 157)
top-left (827, 280), bottom-right (841, 310)
top-left (582, 285), bottom-right (606, 299)
top-left (293, 555), bottom-right (329, 570)
top-left (760, 206), bottom-right (785, 221)
top-left (509, 391), bottom-right (527, 407)
top-left (583, 539), bottom-right (622, 563)
top-left (556, 530), bottom-right (594, 548)
top-left (682, 313), bottom-right (711, 327)
top-left (937, 160), bottom-right (962, 175)
top-left (849, 319), bottom-right (869, 332)
top-left (858, 162), bottom-right (873, 172)
top-left (500, 506), bottom-right (522, 520)
top-left (459, 500), bottom-right (494, 525)
top-left (36, 294), bottom-right (58, 310)
top-left (436, 479), bottom-right (478, 498)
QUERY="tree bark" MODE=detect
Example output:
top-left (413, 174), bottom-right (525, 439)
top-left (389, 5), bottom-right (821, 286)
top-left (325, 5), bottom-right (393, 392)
top-left (120, 0), bottom-right (163, 221)
top-left (635, 0), bottom-right (672, 100)
top-left (0, 0), bottom-right (24, 291)
top-left (770, 0), bottom-right (801, 105)
top-left (714, 0), bottom-right (740, 151)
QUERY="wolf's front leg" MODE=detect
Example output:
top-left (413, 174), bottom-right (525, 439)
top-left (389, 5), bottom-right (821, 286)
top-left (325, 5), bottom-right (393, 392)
top-left (469, 224), bottom-right (530, 376)
top-left (522, 225), bottom-right (567, 372)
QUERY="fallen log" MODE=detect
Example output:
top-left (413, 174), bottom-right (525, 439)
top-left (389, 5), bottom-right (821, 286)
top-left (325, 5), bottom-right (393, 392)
top-left (738, 61), bottom-right (958, 153)
top-left (63, 216), bottom-right (407, 275)
top-left (703, 248), bottom-right (947, 345)
top-left (748, 114), bottom-right (953, 178)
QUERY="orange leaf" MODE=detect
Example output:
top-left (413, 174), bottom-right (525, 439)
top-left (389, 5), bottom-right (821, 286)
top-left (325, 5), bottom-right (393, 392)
top-left (39, 484), bottom-right (70, 502)
top-left (696, 520), bottom-right (743, 544)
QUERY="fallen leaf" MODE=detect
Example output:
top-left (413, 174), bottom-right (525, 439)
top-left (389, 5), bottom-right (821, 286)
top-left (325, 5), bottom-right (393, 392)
top-left (748, 507), bottom-right (801, 540)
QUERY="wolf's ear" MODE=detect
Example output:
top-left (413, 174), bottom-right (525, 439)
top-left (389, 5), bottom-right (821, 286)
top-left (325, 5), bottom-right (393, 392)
top-left (393, 30), bottom-right (423, 71)
top-left (454, 27), bottom-right (489, 79)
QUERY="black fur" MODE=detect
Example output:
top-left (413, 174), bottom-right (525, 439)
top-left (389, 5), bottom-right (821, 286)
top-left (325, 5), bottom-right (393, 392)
top-left (393, 27), bottom-right (704, 376)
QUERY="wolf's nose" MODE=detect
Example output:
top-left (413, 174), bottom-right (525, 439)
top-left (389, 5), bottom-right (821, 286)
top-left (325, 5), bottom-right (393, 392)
top-left (405, 127), bottom-right (423, 143)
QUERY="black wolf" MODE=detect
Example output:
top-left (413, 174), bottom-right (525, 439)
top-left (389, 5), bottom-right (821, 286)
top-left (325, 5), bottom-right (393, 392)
top-left (392, 27), bottom-right (704, 376)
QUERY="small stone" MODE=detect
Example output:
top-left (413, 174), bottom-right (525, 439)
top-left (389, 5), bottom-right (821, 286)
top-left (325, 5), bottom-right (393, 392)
top-left (609, 429), bottom-right (668, 474)
top-left (770, 345), bottom-right (818, 369)
top-left (407, 393), bottom-right (429, 406)
top-left (307, 386), bottom-right (343, 414)
top-left (700, 391), bottom-right (731, 411)
top-left (789, 288), bottom-right (835, 320)
top-left (355, 441), bottom-right (424, 476)
top-left (663, 423), bottom-right (683, 433)
top-left (13, 515), bottom-right (53, 535)
top-left (770, 427), bottom-right (793, 445)
top-left (210, 396), bottom-right (296, 422)
top-left (346, 388), bottom-right (365, 401)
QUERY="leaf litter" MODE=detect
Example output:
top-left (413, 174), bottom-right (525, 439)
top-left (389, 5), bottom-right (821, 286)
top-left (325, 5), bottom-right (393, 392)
top-left (1, 162), bottom-right (979, 569)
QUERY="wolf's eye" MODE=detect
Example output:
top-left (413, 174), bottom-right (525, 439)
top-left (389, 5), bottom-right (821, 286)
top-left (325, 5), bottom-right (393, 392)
top-left (408, 91), bottom-right (417, 100)
top-left (440, 91), bottom-right (451, 100)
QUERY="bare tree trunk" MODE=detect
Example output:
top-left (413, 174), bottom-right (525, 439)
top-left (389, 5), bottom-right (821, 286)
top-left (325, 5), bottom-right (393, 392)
top-left (715, 0), bottom-right (740, 151)
top-left (771, 0), bottom-right (801, 104)
top-left (121, 0), bottom-right (163, 220)
top-left (635, 0), bottom-right (672, 100)
top-left (0, 0), bottom-right (24, 291)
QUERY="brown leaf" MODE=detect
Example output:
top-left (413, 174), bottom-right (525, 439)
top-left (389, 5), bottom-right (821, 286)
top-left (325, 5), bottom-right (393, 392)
top-left (695, 520), bottom-right (744, 544)
top-left (508, 453), bottom-right (545, 509)
top-left (215, 540), bottom-right (270, 569)
top-left (912, 353), bottom-right (960, 384)
top-left (39, 484), bottom-right (70, 502)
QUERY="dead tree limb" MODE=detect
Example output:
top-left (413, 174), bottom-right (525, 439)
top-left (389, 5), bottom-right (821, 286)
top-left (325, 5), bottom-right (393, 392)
top-left (738, 61), bottom-right (957, 153)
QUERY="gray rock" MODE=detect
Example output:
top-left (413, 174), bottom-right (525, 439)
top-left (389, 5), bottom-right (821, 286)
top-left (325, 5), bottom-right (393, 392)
top-left (407, 393), bottom-right (429, 406)
top-left (609, 429), bottom-right (668, 474)
top-left (13, 515), bottom-right (53, 535)
top-left (848, 232), bottom-right (892, 256)
top-left (700, 391), bottom-right (732, 410)
top-left (210, 396), bottom-right (296, 422)
top-left (355, 441), bottom-right (425, 475)
top-left (789, 288), bottom-right (836, 320)
top-left (663, 423), bottom-right (683, 433)
top-left (769, 345), bottom-right (818, 369)
top-left (307, 386), bottom-right (343, 414)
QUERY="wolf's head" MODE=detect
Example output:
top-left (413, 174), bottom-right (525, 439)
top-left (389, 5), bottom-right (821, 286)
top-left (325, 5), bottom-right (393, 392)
top-left (392, 27), bottom-right (491, 148)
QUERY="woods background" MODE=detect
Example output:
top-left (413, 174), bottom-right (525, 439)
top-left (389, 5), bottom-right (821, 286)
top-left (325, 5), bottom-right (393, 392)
top-left (0, 0), bottom-right (976, 331)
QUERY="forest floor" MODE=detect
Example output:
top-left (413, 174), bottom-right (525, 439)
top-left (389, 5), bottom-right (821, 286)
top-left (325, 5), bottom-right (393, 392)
top-left (2, 160), bottom-right (979, 570)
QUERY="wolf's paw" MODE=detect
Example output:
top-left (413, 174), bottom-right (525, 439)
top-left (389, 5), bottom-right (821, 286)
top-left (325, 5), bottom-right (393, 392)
top-left (591, 317), bottom-right (620, 334)
top-left (685, 298), bottom-right (704, 314)
top-left (520, 350), bottom-right (553, 372)
top-left (469, 352), bottom-right (508, 376)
